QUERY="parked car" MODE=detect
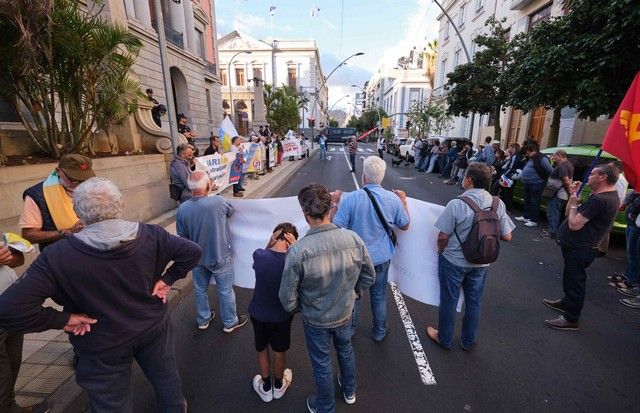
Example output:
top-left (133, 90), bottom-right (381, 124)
top-left (386, 137), bottom-right (407, 156)
top-left (398, 138), bottom-right (415, 160)
top-left (511, 145), bottom-right (627, 234)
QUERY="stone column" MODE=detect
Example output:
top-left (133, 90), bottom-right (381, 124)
top-left (252, 73), bottom-right (268, 129)
top-left (133, 0), bottom-right (151, 26)
top-left (123, 0), bottom-right (136, 20)
top-left (183, 0), bottom-right (196, 54)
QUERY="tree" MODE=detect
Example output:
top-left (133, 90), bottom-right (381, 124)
top-left (425, 39), bottom-right (438, 102)
top-left (328, 118), bottom-right (339, 127)
top-left (407, 98), bottom-right (453, 139)
top-left (346, 107), bottom-right (387, 133)
top-left (445, 17), bottom-right (510, 141)
top-left (0, 0), bottom-right (143, 158)
top-left (263, 84), bottom-right (302, 135)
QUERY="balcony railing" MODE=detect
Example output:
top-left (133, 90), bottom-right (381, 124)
top-left (205, 62), bottom-right (217, 76)
top-left (151, 21), bottom-right (184, 49)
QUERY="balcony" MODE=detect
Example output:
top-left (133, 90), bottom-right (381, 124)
top-left (510, 0), bottom-right (536, 10)
top-left (205, 62), bottom-right (216, 76)
top-left (151, 21), bottom-right (184, 49)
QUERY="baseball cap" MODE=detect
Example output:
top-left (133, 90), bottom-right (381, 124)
top-left (58, 154), bottom-right (96, 182)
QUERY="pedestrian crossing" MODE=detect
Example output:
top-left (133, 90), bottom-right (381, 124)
top-left (329, 147), bottom-right (376, 153)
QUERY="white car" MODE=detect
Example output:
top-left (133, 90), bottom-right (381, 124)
top-left (398, 138), bottom-right (415, 160)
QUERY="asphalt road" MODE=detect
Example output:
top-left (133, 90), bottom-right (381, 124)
top-left (130, 143), bottom-right (640, 412)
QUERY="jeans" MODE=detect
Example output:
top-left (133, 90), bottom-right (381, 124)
top-left (426, 155), bottom-right (438, 173)
top-left (351, 260), bottom-right (390, 341)
top-left (320, 145), bottom-right (327, 159)
top-left (349, 153), bottom-right (356, 172)
top-left (523, 181), bottom-right (546, 223)
top-left (559, 247), bottom-right (597, 322)
top-left (233, 173), bottom-right (245, 193)
top-left (546, 195), bottom-right (566, 235)
top-left (192, 256), bottom-right (238, 328)
top-left (74, 318), bottom-right (185, 413)
top-left (440, 159), bottom-right (454, 178)
top-left (303, 319), bottom-right (356, 413)
top-left (625, 225), bottom-right (640, 284)
top-left (417, 155), bottom-right (429, 171)
top-left (378, 149), bottom-right (384, 159)
top-left (437, 255), bottom-right (488, 350)
top-left (0, 330), bottom-right (23, 413)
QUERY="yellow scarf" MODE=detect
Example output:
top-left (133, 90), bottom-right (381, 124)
top-left (42, 171), bottom-right (79, 230)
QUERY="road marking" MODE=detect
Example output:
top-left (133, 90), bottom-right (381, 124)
top-left (339, 148), bottom-right (344, 152)
top-left (390, 282), bottom-right (437, 386)
top-left (357, 148), bottom-right (364, 152)
top-left (326, 155), bottom-right (333, 161)
top-left (343, 155), bottom-right (436, 387)
top-left (366, 148), bottom-right (374, 152)
top-left (330, 148), bottom-right (336, 152)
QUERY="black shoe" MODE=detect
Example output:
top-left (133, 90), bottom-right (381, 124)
top-left (544, 315), bottom-right (579, 331)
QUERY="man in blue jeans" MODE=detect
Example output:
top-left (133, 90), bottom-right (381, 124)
top-left (515, 145), bottom-right (553, 227)
top-left (177, 171), bottom-right (248, 332)
top-left (280, 183), bottom-right (375, 413)
top-left (331, 156), bottom-right (410, 342)
top-left (427, 163), bottom-right (515, 350)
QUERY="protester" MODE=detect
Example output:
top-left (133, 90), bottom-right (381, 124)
top-left (514, 145), bottom-right (553, 227)
top-left (541, 150), bottom-right (574, 239)
top-left (439, 141), bottom-right (458, 179)
top-left (176, 171), bottom-right (248, 333)
top-left (0, 177), bottom-right (201, 411)
top-left (491, 143), bottom-right (521, 212)
top-left (332, 156), bottom-right (409, 342)
top-left (377, 137), bottom-right (385, 159)
top-left (424, 139), bottom-right (442, 174)
top-left (417, 139), bottom-right (431, 171)
top-left (279, 183), bottom-right (375, 413)
top-left (543, 164), bottom-right (620, 330)
top-left (230, 136), bottom-right (247, 197)
top-left (347, 136), bottom-right (358, 173)
top-left (169, 143), bottom-right (195, 202)
top-left (412, 139), bottom-right (423, 166)
top-left (597, 161), bottom-right (628, 255)
top-left (427, 162), bottom-right (515, 350)
top-left (445, 144), bottom-right (471, 186)
top-left (249, 223), bottom-right (298, 403)
top-left (177, 113), bottom-right (199, 156)
top-left (319, 131), bottom-right (328, 160)
top-left (477, 137), bottom-right (495, 165)
top-left (611, 190), bottom-right (640, 307)
top-left (276, 135), bottom-right (284, 165)
top-left (20, 154), bottom-right (95, 251)
top-left (204, 135), bottom-right (220, 156)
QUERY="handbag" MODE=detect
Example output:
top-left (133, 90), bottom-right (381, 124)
top-left (363, 187), bottom-right (397, 246)
top-left (169, 183), bottom-right (182, 201)
top-left (542, 177), bottom-right (563, 199)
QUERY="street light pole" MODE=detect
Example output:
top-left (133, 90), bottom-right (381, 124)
top-left (228, 51), bottom-right (252, 129)
top-left (431, 0), bottom-right (476, 143)
top-left (325, 94), bottom-right (351, 124)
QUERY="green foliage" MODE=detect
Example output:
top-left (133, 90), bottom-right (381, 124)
top-left (0, 0), bottom-right (143, 158)
top-left (346, 107), bottom-right (388, 133)
top-left (263, 84), bottom-right (302, 135)
top-left (328, 118), bottom-right (339, 127)
top-left (407, 98), bottom-right (453, 138)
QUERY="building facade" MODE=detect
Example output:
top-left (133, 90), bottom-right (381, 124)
top-left (217, 31), bottom-right (327, 136)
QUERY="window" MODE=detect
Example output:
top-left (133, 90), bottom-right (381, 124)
top-left (475, 0), bottom-right (485, 12)
top-left (454, 49), bottom-right (461, 67)
top-left (253, 67), bottom-right (263, 81)
top-left (235, 67), bottom-right (245, 86)
top-left (458, 4), bottom-right (465, 27)
top-left (444, 21), bottom-right (450, 40)
top-left (205, 88), bottom-right (212, 121)
top-left (409, 88), bottom-right (420, 104)
top-left (439, 59), bottom-right (447, 86)
top-left (195, 28), bottom-right (205, 58)
top-left (529, 3), bottom-right (552, 28)
top-left (470, 38), bottom-right (477, 57)
top-left (220, 68), bottom-right (228, 86)
top-left (287, 67), bottom-right (297, 89)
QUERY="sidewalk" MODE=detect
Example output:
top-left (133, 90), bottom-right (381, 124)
top-left (13, 150), bottom-right (315, 412)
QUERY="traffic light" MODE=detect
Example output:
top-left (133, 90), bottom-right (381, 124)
top-left (308, 118), bottom-right (316, 128)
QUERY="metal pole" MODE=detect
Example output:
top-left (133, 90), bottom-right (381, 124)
top-left (577, 148), bottom-right (603, 196)
top-left (153, 0), bottom-right (179, 155)
top-left (431, 0), bottom-right (475, 143)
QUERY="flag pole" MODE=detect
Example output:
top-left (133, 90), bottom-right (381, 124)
top-left (577, 148), bottom-right (603, 196)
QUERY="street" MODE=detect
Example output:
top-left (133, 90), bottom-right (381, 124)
top-left (131, 143), bottom-right (640, 412)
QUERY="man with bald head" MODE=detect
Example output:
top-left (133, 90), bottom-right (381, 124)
top-left (176, 171), bottom-right (248, 332)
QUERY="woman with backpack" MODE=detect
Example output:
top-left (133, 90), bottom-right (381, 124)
top-left (514, 144), bottom-right (553, 227)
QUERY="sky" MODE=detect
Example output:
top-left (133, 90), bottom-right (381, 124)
top-left (215, 0), bottom-right (440, 113)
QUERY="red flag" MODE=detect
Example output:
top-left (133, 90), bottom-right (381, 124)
top-left (602, 72), bottom-right (640, 187)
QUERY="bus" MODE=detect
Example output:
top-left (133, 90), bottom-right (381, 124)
top-left (325, 127), bottom-right (357, 144)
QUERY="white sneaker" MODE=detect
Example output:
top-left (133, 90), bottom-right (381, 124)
top-left (337, 375), bottom-right (356, 405)
top-left (514, 216), bottom-right (527, 222)
top-left (197, 312), bottom-right (215, 330)
top-left (273, 368), bottom-right (293, 399)
top-left (252, 375), bottom-right (273, 403)
top-left (524, 220), bottom-right (538, 227)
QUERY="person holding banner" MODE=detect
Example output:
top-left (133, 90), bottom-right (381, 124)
top-left (318, 132), bottom-right (328, 160)
top-left (332, 156), bottom-right (410, 342)
top-left (230, 136), bottom-right (247, 197)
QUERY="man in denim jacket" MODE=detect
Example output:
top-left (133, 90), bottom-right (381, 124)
top-left (279, 183), bottom-right (375, 413)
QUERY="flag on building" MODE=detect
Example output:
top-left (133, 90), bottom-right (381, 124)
top-left (602, 72), bottom-right (640, 187)
top-left (310, 5), bottom-right (320, 17)
top-left (219, 116), bottom-right (239, 152)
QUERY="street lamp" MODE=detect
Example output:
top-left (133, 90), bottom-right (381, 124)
top-left (228, 51), bottom-right (252, 129)
top-left (327, 94), bottom-right (351, 114)
top-left (431, 0), bottom-right (475, 142)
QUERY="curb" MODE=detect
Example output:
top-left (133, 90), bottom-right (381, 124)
top-left (44, 149), bottom-right (315, 412)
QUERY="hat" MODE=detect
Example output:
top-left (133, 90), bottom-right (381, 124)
top-left (58, 154), bottom-right (95, 182)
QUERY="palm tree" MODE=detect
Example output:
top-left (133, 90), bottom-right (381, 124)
top-left (425, 39), bottom-right (438, 102)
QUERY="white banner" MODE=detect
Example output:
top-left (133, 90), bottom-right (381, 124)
top-left (227, 196), bottom-right (459, 308)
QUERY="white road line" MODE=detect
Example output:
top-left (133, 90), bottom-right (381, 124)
top-left (357, 148), bottom-right (364, 152)
top-left (329, 147), bottom-right (336, 152)
top-left (343, 153), bottom-right (436, 387)
top-left (390, 282), bottom-right (437, 386)
top-left (366, 148), bottom-right (374, 152)
top-left (339, 147), bottom-right (344, 152)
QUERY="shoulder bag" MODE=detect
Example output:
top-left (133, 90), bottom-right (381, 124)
top-left (363, 187), bottom-right (397, 246)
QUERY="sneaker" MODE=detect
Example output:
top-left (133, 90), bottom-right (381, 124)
top-left (620, 296), bottom-right (640, 309)
top-left (524, 220), bottom-right (538, 227)
top-left (252, 375), bottom-right (273, 402)
top-left (197, 312), bottom-right (215, 330)
top-left (223, 314), bottom-right (248, 333)
top-left (337, 375), bottom-right (356, 405)
top-left (544, 315), bottom-right (579, 331)
top-left (540, 231), bottom-right (556, 240)
top-left (306, 395), bottom-right (318, 413)
top-left (617, 286), bottom-right (640, 298)
top-left (273, 368), bottom-right (292, 399)
top-left (514, 215), bottom-right (528, 222)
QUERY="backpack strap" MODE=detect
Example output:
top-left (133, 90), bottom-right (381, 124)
top-left (490, 196), bottom-right (500, 212)
top-left (452, 196), bottom-right (497, 245)
top-left (457, 196), bottom-right (481, 213)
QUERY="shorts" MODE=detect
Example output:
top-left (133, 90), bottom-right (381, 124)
top-left (251, 315), bottom-right (293, 353)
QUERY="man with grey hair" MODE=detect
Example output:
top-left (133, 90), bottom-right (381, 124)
top-left (0, 177), bottom-right (201, 412)
top-left (331, 156), bottom-right (410, 342)
top-left (279, 183), bottom-right (375, 412)
top-left (176, 170), bottom-right (248, 332)
top-left (170, 143), bottom-right (195, 202)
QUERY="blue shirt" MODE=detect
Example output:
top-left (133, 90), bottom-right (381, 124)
top-left (333, 184), bottom-right (409, 266)
top-left (248, 248), bottom-right (291, 323)
top-left (176, 195), bottom-right (234, 267)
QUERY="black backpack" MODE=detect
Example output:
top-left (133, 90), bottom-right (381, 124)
top-left (532, 153), bottom-right (550, 181)
top-left (454, 196), bottom-right (501, 264)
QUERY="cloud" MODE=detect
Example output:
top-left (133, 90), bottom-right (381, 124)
top-left (232, 14), bottom-right (267, 33)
